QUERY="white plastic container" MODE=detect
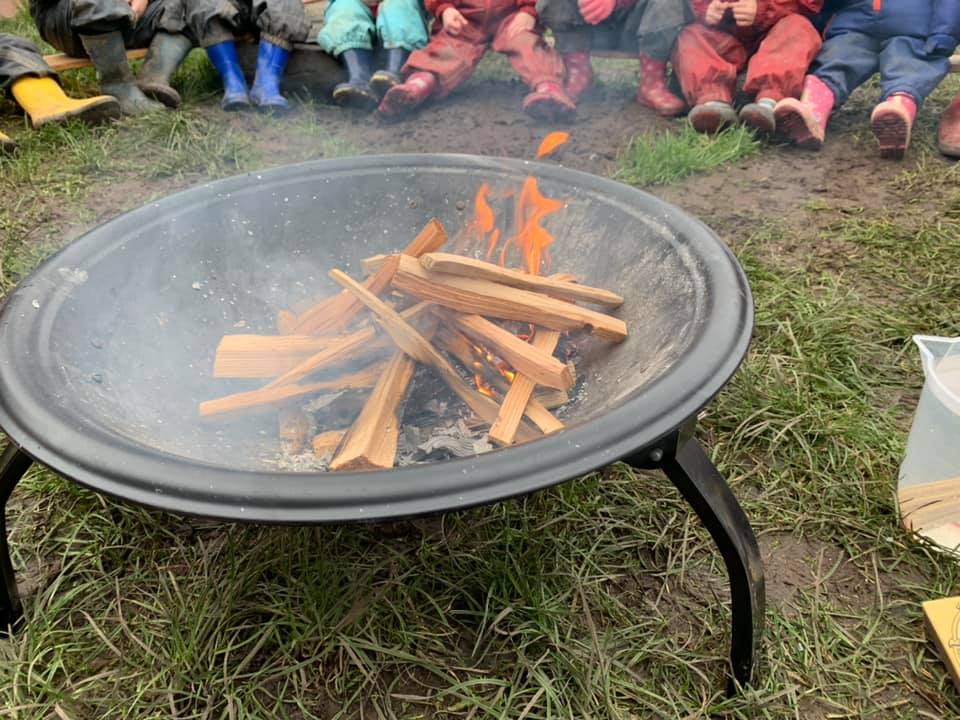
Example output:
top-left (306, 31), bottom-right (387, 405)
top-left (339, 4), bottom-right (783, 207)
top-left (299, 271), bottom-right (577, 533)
top-left (898, 336), bottom-right (960, 549)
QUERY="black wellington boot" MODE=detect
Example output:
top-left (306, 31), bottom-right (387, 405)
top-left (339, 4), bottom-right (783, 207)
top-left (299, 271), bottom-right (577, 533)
top-left (137, 32), bottom-right (194, 108)
top-left (369, 48), bottom-right (409, 99)
top-left (79, 31), bottom-right (164, 116)
top-left (333, 49), bottom-right (377, 110)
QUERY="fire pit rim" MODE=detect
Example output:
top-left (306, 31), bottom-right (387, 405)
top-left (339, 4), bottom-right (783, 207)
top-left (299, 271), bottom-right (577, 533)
top-left (0, 154), bottom-right (753, 523)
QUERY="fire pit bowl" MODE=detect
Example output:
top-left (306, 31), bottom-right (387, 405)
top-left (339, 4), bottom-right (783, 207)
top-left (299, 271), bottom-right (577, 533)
top-left (0, 154), bottom-right (762, 691)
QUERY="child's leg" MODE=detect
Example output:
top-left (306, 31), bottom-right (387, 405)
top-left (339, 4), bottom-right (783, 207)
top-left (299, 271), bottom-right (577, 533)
top-left (743, 15), bottom-right (821, 103)
top-left (808, 30), bottom-right (879, 109)
top-left (632, 0), bottom-right (687, 116)
top-left (370, 0), bottom-right (429, 95)
top-left (871, 36), bottom-right (951, 159)
top-left (535, 0), bottom-right (593, 101)
top-left (671, 25), bottom-right (745, 106)
top-left (401, 28), bottom-right (490, 98)
top-left (491, 11), bottom-right (574, 121)
top-left (317, 0), bottom-right (375, 57)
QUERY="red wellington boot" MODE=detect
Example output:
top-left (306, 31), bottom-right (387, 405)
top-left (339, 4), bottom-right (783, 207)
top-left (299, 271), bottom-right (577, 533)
top-left (562, 51), bottom-right (593, 103)
top-left (377, 72), bottom-right (438, 119)
top-left (636, 54), bottom-right (685, 117)
top-left (523, 81), bottom-right (577, 123)
top-left (939, 93), bottom-right (960, 159)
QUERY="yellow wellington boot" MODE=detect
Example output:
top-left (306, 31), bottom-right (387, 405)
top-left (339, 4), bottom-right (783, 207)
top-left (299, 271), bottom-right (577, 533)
top-left (0, 130), bottom-right (16, 153)
top-left (10, 76), bottom-right (121, 129)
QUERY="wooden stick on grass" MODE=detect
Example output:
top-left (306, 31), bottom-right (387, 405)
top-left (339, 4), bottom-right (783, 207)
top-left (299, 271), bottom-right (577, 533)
top-left (328, 269), bottom-right (540, 445)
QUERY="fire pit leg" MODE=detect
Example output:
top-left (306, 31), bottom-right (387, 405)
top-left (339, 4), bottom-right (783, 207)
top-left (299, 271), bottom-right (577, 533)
top-left (0, 444), bottom-right (31, 632)
top-left (629, 427), bottom-right (764, 695)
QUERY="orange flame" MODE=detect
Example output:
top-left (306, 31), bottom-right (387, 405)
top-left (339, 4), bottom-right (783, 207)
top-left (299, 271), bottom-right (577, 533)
top-left (507, 177), bottom-right (564, 276)
top-left (536, 132), bottom-right (570, 159)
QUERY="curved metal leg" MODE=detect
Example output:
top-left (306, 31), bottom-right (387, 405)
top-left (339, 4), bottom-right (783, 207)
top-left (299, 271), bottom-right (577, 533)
top-left (0, 444), bottom-right (31, 632)
top-left (628, 429), bottom-right (765, 694)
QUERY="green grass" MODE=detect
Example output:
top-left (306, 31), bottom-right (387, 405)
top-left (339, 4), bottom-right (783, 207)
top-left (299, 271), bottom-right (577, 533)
top-left (3, 47), bottom-right (960, 718)
top-left (616, 124), bottom-right (760, 186)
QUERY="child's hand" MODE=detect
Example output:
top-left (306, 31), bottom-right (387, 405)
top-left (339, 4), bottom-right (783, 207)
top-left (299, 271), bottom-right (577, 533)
top-left (503, 11), bottom-right (536, 36)
top-left (703, 0), bottom-right (727, 25)
top-left (128, 0), bottom-right (148, 20)
top-left (731, 0), bottom-right (757, 26)
top-left (442, 7), bottom-right (467, 34)
top-left (578, 0), bottom-right (615, 25)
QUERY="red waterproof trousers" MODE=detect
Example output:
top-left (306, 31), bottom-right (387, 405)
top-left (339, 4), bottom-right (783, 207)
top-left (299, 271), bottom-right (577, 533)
top-left (672, 14), bottom-right (822, 105)
top-left (403, 4), bottom-right (564, 98)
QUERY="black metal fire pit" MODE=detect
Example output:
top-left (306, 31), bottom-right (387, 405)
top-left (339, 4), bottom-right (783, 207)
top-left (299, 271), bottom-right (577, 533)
top-left (0, 155), bottom-right (762, 691)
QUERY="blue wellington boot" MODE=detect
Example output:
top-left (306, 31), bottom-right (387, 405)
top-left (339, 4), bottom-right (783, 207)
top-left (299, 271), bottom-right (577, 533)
top-left (205, 41), bottom-right (251, 111)
top-left (250, 40), bottom-right (291, 112)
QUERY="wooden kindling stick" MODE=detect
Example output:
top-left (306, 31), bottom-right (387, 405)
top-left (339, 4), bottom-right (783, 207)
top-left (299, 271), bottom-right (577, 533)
top-left (266, 298), bottom-right (429, 389)
top-left (489, 329), bottom-right (564, 445)
top-left (328, 269), bottom-right (540, 445)
top-left (293, 219), bottom-right (447, 335)
top-left (446, 312), bottom-right (573, 391)
top-left (329, 349), bottom-right (417, 471)
top-left (213, 333), bottom-right (385, 379)
top-left (198, 361), bottom-right (385, 419)
top-left (390, 255), bottom-right (628, 342)
top-left (312, 430), bottom-right (347, 458)
top-left (419, 253), bottom-right (624, 308)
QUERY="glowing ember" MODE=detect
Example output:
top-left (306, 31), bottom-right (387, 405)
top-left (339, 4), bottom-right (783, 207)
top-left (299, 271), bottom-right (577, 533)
top-left (536, 131), bottom-right (570, 159)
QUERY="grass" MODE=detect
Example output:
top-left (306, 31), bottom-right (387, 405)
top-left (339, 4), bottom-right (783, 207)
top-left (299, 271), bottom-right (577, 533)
top-left (615, 125), bottom-right (760, 186)
top-left (2, 31), bottom-right (960, 717)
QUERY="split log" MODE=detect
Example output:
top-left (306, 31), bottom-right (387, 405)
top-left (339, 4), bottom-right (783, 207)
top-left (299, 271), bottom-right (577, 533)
top-left (312, 430), bottom-right (346, 458)
top-left (358, 218), bottom-right (448, 275)
top-left (199, 362), bottom-right (385, 419)
top-left (277, 310), bottom-right (298, 335)
top-left (328, 269), bottom-right (540, 445)
top-left (290, 254), bottom-right (400, 335)
top-left (266, 301), bottom-right (430, 389)
top-left (391, 255), bottom-right (628, 342)
top-left (330, 350), bottom-right (416, 471)
top-left (214, 334), bottom-right (353, 378)
top-left (420, 253), bottom-right (623, 308)
top-left (534, 388), bottom-right (570, 410)
top-left (489, 329), bottom-right (564, 445)
top-left (448, 312), bottom-right (573, 391)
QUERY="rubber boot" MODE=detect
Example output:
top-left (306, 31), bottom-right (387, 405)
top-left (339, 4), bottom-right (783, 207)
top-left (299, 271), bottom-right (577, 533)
top-left (250, 39), bottom-right (291, 112)
top-left (562, 51), bottom-right (592, 103)
top-left (871, 92), bottom-right (917, 160)
top-left (377, 71), bottom-right (436, 119)
top-left (522, 81), bottom-right (577, 123)
top-left (0, 130), bottom-right (15, 154)
top-left (636, 54), bottom-right (684, 117)
top-left (206, 40), bottom-right (251, 111)
top-left (688, 100), bottom-right (737, 133)
top-left (773, 74), bottom-right (834, 151)
top-left (11, 76), bottom-right (121, 128)
top-left (79, 32), bottom-right (164, 116)
top-left (333, 49), bottom-right (377, 109)
top-left (369, 48), bottom-right (409, 99)
top-left (739, 97), bottom-right (776, 136)
top-left (939, 94), bottom-right (960, 159)
top-left (137, 32), bottom-right (193, 108)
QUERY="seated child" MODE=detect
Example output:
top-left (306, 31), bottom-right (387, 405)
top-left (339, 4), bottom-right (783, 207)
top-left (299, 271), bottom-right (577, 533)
top-left (376, 0), bottom-right (576, 121)
top-left (0, 33), bottom-right (120, 151)
top-left (775, 0), bottom-right (960, 159)
top-left (186, 0), bottom-right (309, 111)
top-left (672, 0), bottom-right (823, 134)
top-left (535, 0), bottom-right (689, 116)
top-left (30, 0), bottom-right (192, 115)
top-left (318, 0), bottom-right (429, 109)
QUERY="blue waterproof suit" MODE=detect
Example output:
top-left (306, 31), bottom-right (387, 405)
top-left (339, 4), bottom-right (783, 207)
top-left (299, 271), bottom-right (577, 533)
top-left (812, 0), bottom-right (960, 107)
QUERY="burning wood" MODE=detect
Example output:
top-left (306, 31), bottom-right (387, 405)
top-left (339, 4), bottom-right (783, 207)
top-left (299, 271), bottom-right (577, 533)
top-left (199, 171), bottom-right (629, 470)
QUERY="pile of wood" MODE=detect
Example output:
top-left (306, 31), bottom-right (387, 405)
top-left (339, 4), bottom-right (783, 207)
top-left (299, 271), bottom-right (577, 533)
top-left (199, 219), bottom-right (627, 471)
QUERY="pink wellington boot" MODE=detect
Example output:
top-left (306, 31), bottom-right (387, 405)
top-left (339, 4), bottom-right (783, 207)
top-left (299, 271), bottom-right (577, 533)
top-left (562, 51), bottom-right (593, 103)
top-left (871, 92), bottom-right (917, 160)
top-left (636, 54), bottom-right (685, 117)
top-left (939, 93), bottom-right (960, 158)
top-left (523, 81), bottom-right (577, 123)
top-left (774, 75), bottom-right (835, 151)
top-left (377, 71), bottom-right (438, 119)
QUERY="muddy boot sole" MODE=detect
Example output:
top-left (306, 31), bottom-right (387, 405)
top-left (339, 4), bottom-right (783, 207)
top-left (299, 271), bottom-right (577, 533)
top-left (138, 82), bottom-right (182, 109)
top-left (688, 102), bottom-right (737, 134)
top-left (333, 84), bottom-right (378, 111)
top-left (773, 100), bottom-right (823, 150)
top-left (739, 103), bottom-right (776, 137)
top-left (872, 109), bottom-right (910, 160)
top-left (369, 71), bottom-right (400, 100)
